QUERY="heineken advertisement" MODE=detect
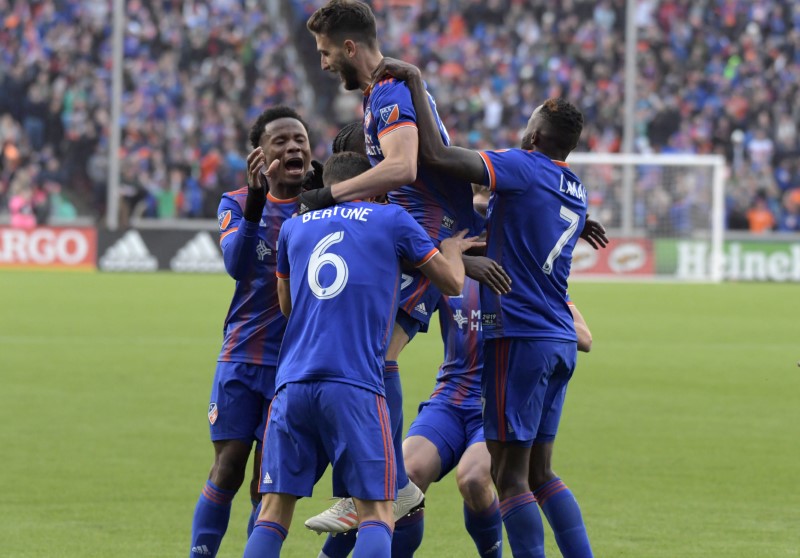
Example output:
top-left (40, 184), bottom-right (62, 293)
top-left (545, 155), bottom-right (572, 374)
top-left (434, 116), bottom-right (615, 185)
top-left (656, 239), bottom-right (800, 282)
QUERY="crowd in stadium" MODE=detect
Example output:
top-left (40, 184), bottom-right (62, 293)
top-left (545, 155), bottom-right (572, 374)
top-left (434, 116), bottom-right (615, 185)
top-left (1, 0), bottom-right (800, 232)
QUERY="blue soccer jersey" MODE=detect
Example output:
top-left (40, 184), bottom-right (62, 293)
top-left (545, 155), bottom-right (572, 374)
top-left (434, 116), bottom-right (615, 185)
top-left (217, 189), bottom-right (297, 365)
top-left (478, 150), bottom-right (587, 341)
top-left (363, 77), bottom-right (479, 241)
top-left (429, 277), bottom-right (483, 409)
top-left (275, 201), bottom-right (438, 395)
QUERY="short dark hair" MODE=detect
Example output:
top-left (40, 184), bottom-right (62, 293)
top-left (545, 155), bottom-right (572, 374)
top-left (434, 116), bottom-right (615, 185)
top-left (323, 151), bottom-right (372, 186)
top-left (248, 106), bottom-right (309, 149)
top-left (539, 98), bottom-right (584, 152)
top-left (332, 121), bottom-right (365, 154)
top-left (306, 0), bottom-right (377, 48)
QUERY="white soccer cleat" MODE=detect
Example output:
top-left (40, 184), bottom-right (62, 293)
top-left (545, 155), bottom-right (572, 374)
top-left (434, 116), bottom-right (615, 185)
top-left (304, 481), bottom-right (426, 535)
top-left (393, 480), bottom-right (425, 519)
top-left (304, 498), bottom-right (359, 535)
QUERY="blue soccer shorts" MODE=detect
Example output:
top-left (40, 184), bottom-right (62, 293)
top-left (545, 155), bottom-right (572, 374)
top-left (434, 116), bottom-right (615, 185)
top-left (406, 394), bottom-right (484, 481)
top-left (482, 339), bottom-right (577, 447)
top-left (397, 269), bottom-right (441, 334)
top-left (208, 361), bottom-right (276, 444)
top-left (259, 381), bottom-right (396, 501)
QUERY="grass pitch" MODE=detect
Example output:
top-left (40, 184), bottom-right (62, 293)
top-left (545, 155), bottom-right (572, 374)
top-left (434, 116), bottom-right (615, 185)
top-left (1, 271), bottom-right (798, 557)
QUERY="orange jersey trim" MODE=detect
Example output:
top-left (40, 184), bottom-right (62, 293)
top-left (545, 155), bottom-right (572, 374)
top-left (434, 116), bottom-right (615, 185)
top-left (219, 227), bottom-right (239, 244)
top-left (377, 121), bottom-right (417, 139)
top-left (267, 192), bottom-right (299, 204)
top-left (275, 271), bottom-right (289, 279)
top-left (552, 160), bottom-right (569, 167)
top-left (225, 186), bottom-right (248, 196)
top-left (478, 152), bottom-right (497, 191)
top-left (415, 248), bottom-right (439, 268)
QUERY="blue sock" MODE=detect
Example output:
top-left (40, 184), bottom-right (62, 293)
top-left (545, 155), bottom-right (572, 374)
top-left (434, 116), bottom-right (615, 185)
top-left (243, 521), bottom-right (287, 558)
top-left (190, 480), bottom-right (236, 557)
top-left (319, 530), bottom-right (357, 558)
top-left (499, 492), bottom-right (545, 558)
top-left (391, 509), bottom-right (424, 558)
top-left (354, 520), bottom-right (392, 558)
top-left (464, 498), bottom-right (503, 557)
top-left (247, 499), bottom-right (261, 538)
top-left (384, 363), bottom-right (409, 490)
top-left (534, 478), bottom-right (593, 558)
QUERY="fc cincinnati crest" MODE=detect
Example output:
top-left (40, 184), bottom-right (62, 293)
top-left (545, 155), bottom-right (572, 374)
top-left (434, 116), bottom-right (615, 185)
top-left (379, 104), bottom-right (400, 125)
top-left (364, 108), bottom-right (372, 129)
top-left (218, 210), bottom-right (232, 231)
top-left (208, 403), bottom-right (218, 425)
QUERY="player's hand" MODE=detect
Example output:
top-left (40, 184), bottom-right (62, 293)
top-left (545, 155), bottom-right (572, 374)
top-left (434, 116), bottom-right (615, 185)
top-left (298, 185), bottom-right (335, 215)
top-left (463, 255), bottom-right (511, 295)
top-left (300, 160), bottom-right (325, 191)
top-left (246, 147), bottom-right (269, 192)
top-left (371, 57), bottom-right (422, 85)
top-left (441, 229), bottom-right (485, 254)
top-left (580, 214), bottom-right (608, 250)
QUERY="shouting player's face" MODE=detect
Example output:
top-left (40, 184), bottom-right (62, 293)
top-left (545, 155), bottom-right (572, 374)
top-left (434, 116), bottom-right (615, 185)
top-left (315, 33), bottom-right (361, 91)
top-left (260, 117), bottom-right (311, 187)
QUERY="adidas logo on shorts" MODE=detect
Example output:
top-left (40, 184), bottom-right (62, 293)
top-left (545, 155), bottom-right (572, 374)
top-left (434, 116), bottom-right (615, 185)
top-left (263, 472), bottom-right (273, 484)
top-left (414, 302), bottom-right (428, 316)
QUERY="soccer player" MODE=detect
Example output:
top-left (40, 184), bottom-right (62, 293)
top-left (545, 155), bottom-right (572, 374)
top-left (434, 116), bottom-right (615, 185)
top-left (189, 106), bottom-right (311, 558)
top-left (243, 151), bottom-right (483, 558)
top-left (376, 58), bottom-right (595, 558)
top-left (301, 0), bottom-right (482, 530)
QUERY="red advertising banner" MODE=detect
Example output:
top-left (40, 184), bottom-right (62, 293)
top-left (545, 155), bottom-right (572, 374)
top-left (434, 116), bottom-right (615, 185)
top-left (0, 227), bottom-right (97, 269)
top-left (571, 237), bottom-right (655, 277)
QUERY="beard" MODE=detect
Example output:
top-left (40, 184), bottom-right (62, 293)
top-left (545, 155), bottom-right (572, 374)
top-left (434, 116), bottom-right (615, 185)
top-left (339, 61), bottom-right (361, 91)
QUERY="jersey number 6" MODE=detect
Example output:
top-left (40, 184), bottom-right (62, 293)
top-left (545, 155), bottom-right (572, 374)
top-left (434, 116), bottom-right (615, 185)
top-left (308, 231), bottom-right (349, 300)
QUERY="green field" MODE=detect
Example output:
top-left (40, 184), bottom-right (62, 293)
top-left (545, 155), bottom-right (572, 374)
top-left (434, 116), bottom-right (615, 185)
top-left (1, 272), bottom-right (798, 557)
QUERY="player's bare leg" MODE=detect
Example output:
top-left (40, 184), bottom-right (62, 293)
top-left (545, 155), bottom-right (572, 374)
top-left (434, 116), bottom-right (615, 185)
top-left (190, 440), bottom-right (252, 557)
top-left (247, 443), bottom-right (263, 536)
top-left (529, 442), bottom-right (593, 557)
top-left (352, 499), bottom-right (394, 557)
top-left (486, 440), bottom-right (545, 557)
top-left (457, 443), bottom-right (503, 557)
top-left (243, 493), bottom-right (296, 557)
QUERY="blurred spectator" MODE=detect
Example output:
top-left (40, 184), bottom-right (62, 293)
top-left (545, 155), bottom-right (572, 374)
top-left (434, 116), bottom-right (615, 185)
top-left (746, 193), bottom-right (777, 233)
top-left (1, 0), bottom-right (799, 236)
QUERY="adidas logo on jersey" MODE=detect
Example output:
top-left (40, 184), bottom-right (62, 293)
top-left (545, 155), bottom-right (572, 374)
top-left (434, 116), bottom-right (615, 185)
top-left (170, 232), bottom-right (225, 273)
top-left (263, 472), bottom-right (273, 484)
top-left (414, 302), bottom-right (428, 316)
top-left (99, 230), bottom-right (158, 271)
top-left (191, 545), bottom-right (212, 556)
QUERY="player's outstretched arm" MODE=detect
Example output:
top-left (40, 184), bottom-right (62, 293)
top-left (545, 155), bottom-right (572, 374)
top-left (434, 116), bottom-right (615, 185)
top-left (419, 230), bottom-right (484, 296)
top-left (570, 303), bottom-right (592, 353)
top-left (463, 255), bottom-right (512, 295)
top-left (277, 278), bottom-right (291, 317)
top-left (374, 58), bottom-right (485, 185)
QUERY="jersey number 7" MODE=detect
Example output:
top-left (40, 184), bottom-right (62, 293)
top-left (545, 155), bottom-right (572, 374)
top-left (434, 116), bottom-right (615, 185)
top-left (542, 206), bottom-right (580, 275)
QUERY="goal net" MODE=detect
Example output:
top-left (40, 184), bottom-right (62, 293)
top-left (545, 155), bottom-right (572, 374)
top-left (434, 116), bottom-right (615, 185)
top-left (566, 153), bottom-right (726, 282)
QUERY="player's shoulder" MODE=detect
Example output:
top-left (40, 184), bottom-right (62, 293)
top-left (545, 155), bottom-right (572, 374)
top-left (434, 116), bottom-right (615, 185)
top-left (221, 186), bottom-right (249, 203)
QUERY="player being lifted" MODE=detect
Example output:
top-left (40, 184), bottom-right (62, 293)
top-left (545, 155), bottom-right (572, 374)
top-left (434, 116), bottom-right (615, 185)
top-left (188, 106), bottom-right (311, 558)
top-left (300, 0), bottom-right (482, 532)
top-left (377, 58), bottom-right (596, 557)
top-left (243, 151), bottom-right (483, 558)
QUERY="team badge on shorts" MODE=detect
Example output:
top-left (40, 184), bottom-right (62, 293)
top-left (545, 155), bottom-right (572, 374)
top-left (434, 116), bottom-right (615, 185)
top-left (208, 403), bottom-right (218, 425)
top-left (218, 210), bottom-right (232, 231)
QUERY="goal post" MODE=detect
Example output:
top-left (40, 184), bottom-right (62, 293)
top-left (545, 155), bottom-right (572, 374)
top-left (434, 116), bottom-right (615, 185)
top-left (566, 153), bottom-right (727, 282)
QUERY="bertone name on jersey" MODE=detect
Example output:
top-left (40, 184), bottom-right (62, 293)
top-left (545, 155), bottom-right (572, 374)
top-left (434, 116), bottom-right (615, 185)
top-left (99, 230), bottom-right (158, 272)
top-left (170, 232), bottom-right (225, 273)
